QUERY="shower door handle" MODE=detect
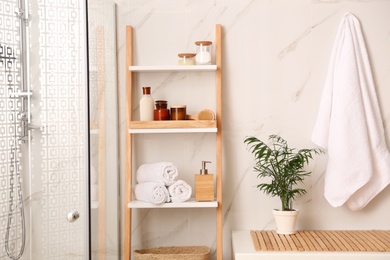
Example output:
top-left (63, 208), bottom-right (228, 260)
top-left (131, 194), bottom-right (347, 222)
top-left (66, 210), bottom-right (80, 223)
top-left (9, 91), bottom-right (33, 98)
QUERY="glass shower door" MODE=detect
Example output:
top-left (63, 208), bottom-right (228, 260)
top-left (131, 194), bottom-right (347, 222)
top-left (88, 0), bottom-right (120, 259)
top-left (1, 0), bottom-right (90, 259)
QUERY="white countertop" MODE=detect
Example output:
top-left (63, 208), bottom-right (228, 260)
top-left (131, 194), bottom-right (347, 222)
top-left (232, 230), bottom-right (390, 260)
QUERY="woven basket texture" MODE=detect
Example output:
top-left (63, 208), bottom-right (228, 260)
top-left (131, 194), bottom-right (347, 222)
top-left (134, 246), bottom-right (210, 260)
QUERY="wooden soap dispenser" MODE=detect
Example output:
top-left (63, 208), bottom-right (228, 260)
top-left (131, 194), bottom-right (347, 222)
top-left (195, 161), bottom-right (214, 201)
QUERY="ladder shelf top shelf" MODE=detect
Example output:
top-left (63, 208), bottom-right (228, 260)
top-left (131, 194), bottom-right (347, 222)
top-left (129, 65), bottom-right (217, 72)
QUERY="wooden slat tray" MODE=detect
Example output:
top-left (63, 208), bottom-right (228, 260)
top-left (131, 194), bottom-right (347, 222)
top-left (251, 230), bottom-right (390, 252)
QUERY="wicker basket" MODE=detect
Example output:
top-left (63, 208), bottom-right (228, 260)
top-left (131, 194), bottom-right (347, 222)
top-left (134, 246), bottom-right (210, 260)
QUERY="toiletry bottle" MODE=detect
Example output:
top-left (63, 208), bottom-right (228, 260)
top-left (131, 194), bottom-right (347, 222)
top-left (195, 161), bottom-right (214, 201)
top-left (140, 86), bottom-right (154, 121)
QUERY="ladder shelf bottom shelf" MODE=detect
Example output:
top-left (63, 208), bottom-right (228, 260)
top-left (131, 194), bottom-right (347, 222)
top-left (128, 198), bottom-right (218, 208)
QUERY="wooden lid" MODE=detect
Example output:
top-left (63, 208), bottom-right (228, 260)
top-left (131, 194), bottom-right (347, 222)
top-left (195, 41), bottom-right (212, 46)
top-left (142, 86), bottom-right (151, 94)
top-left (170, 105), bottom-right (186, 109)
top-left (178, 53), bottom-right (196, 58)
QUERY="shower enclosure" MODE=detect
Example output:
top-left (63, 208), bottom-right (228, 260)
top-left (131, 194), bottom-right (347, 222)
top-left (0, 0), bottom-right (119, 259)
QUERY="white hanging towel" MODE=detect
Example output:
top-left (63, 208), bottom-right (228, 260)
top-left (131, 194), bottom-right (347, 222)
top-left (311, 13), bottom-right (390, 210)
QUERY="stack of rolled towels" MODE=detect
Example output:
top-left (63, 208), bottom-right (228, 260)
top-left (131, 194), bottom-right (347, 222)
top-left (134, 162), bottom-right (192, 204)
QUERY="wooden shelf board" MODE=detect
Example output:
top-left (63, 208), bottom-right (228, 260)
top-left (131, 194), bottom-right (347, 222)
top-left (129, 65), bottom-right (217, 72)
top-left (128, 120), bottom-right (217, 133)
top-left (128, 198), bottom-right (218, 208)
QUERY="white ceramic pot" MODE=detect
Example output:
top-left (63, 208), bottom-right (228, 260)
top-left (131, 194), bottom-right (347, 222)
top-left (272, 209), bottom-right (299, 235)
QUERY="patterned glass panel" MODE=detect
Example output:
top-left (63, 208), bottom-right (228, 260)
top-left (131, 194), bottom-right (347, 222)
top-left (29, 0), bottom-right (87, 259)
top-left (1, 0), bottom-right (88, 259)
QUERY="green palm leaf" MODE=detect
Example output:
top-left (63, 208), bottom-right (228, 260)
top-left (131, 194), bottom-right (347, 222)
top-left (244, 134), bottom-right (324, 211)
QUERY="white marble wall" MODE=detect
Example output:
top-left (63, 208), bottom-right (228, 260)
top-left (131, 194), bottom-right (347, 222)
top-left (115, 1), bottom-right (390, 259)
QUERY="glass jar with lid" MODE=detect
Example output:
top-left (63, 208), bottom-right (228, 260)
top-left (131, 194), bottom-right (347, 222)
top-left (178, 53), bottom-right (196, 65)
top-left (195, 41), bottom-right (212, 65)
top-left (154, 100), bottom-right (170, 120)
top-left (170, 105), bottom-right (186, 120)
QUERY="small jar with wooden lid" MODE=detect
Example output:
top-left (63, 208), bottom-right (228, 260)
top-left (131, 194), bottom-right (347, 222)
top-left (178, 53), bottom-right (196, 65)
top-left (195, 41), bottom-right (212, 65)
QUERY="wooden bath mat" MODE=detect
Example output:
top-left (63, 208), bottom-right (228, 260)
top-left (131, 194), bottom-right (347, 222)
top-left (251, 230), bottom-right (390, 252)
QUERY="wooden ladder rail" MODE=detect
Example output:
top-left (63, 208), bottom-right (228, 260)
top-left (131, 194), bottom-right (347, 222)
top-left (124, 25), bottom-right (133, 260)
top-left (215, 24), bottom-right (223, 260)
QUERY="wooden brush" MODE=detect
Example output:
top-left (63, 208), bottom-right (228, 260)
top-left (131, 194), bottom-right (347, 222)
top-left (187, 109), bottom-right (215, 120)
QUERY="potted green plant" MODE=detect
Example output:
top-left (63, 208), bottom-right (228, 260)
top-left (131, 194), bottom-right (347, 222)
top-left (244, 134), bottom-right (323, 234)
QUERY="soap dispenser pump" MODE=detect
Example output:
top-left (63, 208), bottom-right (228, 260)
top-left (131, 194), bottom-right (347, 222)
top-left (195, 161), bottom-right (214, 201)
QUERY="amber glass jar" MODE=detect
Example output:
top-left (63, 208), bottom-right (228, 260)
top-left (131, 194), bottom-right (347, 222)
top-left (154, 100), bottom-right (170, 120)
top-left (170, 105), bottom-right (186, 120)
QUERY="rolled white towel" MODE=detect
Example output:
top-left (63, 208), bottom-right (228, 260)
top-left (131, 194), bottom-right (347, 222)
top-left (136, 162), bottom-right (179, 186)
top-left (168, 180), bottom-right (192, 203)
top-left (134, 182), bottom-right (170, 205)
